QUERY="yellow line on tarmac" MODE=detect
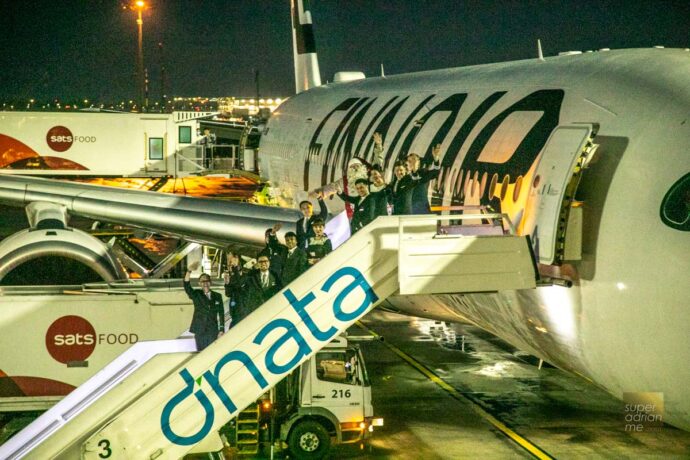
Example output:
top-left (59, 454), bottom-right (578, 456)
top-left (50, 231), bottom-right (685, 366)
top-left (356, 321), bottom-right (555, 460)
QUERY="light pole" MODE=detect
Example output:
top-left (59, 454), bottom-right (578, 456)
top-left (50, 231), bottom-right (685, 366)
top-left (133, 1), bottom-right (146, 112)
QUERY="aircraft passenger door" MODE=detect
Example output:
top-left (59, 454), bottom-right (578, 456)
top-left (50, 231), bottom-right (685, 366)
top-left (523, 124), bottom-right (595, 264)
top-left (143, 119), bottom-right (168, 173)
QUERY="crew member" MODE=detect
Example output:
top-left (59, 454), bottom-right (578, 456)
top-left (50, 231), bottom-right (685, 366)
top-left (223, 250), bottom-right (243, 329)
top-left (305, 218), bottom-right (332, 265)
top-left (388, 160), bottom-right (413, 215)
top-left (406, 144), bottom-right (442, 214)
top-left (259, 223), bottom-right (287, 279)
top-left (337, 178), bottom-right (377, 234)
top-left (199, 128), bottom-right (216, 169)
top-left (225, 255), bottom-right (282, 325)
top-left (282, 231), bottom-right (309, 283)
top-left (296, 196), bottom-right (328, 249)
top-left (368, 166), bottom-right (389, 216)
top-left (184, 262), bottom-right (224, 351)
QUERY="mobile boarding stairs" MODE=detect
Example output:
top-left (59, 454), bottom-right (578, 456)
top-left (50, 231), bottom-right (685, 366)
top-left (0, 212), bottom-right (537, 459)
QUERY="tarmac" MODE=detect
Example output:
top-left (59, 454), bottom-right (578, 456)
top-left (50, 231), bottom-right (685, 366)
top-left (323, 309), bottom-right (690, 459)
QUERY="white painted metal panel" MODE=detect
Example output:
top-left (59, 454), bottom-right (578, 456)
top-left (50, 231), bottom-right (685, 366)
top-left (0, 339), bottom-right (196, 460)
top-left (79, 216), bottom-right (404, 459)
top-left (398, 234), bottom-right (536, 295)
top-left (523, 125), bottom-right (593, 264)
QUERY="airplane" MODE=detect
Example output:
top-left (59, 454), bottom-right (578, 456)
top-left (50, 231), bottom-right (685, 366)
top-left (0, 0), bottom-right (688, 438)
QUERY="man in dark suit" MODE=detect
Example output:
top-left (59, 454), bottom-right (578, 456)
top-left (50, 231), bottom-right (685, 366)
top-left (388, 160), bottom-right (414, 215)
top-left (368, 166), bottom-right (390, 217)
top-left (225, 255), bottom-right (283, 326)
top-left (223, 250), bottom-right (243, 330)
top-left (252, 254), bottom-right (283, 298)
top-left (281, 231), bottom-right (308, 284)
top-left (338, 178), bottom-right (378, 234)
top-left (260, 224), bottom-right (288, 279)
top-left (406, 144), bottom-right (442, 214)
top-left (296, 196), bottom-right (328, 248)
top-left (184, 263), bottom-right (224, 351)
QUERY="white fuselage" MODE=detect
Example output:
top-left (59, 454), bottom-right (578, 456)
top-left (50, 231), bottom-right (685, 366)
top-left (260, 48), bottom-right (690, 430)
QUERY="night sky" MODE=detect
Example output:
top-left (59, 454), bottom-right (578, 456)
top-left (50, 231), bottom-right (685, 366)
top-left (1, 0), bottom-right (689, 101)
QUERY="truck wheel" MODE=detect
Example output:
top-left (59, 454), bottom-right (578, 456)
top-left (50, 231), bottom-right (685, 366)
top-left (288, 420), bottom-right (330, 459)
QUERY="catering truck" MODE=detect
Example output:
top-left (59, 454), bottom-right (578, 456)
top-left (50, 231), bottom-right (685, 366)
top-left (0, 110), bottom-right (252, 177)
top-left (224, 334), bottom-right (382, 459)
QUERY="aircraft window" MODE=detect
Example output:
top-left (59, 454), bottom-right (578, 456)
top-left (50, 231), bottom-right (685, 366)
top-left (513, 175), bottom-right (524, 202)
top-left (472, 171), bottom-right (480, 198)
top-left (454, 169), bottom-right (464, 196)
top-left (533, 174), bottom-right (541, 189)
top-left (477, 112), bottom-right (543, 164)
top-left (178, 126), bottom-right (192, 144)
top-left (315, 349), bottom-right (360, 385)
top-left (445, 167), bottom-right (455, 194)
top-left (500, 174), bottom-right (510, 201)
top-left (660, 173), bottom-right (690, 231)
top-left (488, 173), bottom-right (499, 200)
top-left (436, 167), bottom-right (445, 192)
top-left (473, 178), bottom-right (481, 198)
top-left (463, 170), bottom-right (473, 198)
top-left (480, 172), bottom-right (488, 198)
top-left (445, 168), bottom-right (455, 196)
top-left (149, 138), bottom-right (164, 160)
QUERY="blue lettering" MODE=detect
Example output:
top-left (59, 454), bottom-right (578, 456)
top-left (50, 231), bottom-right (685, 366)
top-left (285, 289), bottom-right (337, 341)
top-left (160, 368), bottom-right (215, 445)
top-left (321, 267), bottom-right (379, 321)
top-left (254, 318), bottom-right (313, 374)
top-left (161, 266), bottom-right (379, 444)
top-left (203, 350), bottom-right (269, 415)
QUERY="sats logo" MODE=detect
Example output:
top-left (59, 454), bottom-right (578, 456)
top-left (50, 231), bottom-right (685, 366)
top-left (46, 126), bottom-right (97, 152)
top-left (45, 315), bottom-right (96, 364)
top-left (45, 315), bottom-right (139, 364)
top-left (46, 126), bottom-right (74, 152)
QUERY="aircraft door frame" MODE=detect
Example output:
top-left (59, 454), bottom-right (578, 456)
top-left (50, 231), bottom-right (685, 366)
top-left (143, 118), bottom-right (169, 173)
top-left (524, 124), bottom-right (596, 265)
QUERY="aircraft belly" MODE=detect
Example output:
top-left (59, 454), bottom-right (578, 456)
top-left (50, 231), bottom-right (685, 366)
top-left (387, 276), bottom-right (690, 431)
top-left (388, 288), bottom-right (587, 372)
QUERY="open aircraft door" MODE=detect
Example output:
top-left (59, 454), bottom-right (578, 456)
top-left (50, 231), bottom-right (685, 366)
top-left (523, 124), bottom-right (597, 265)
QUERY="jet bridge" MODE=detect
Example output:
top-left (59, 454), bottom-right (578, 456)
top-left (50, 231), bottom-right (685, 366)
top-left (0, 214), bottom-right (536, 459)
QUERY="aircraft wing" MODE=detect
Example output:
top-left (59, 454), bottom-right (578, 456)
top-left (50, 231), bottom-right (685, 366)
top-left (0, 174), bottom-right (301, 248)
